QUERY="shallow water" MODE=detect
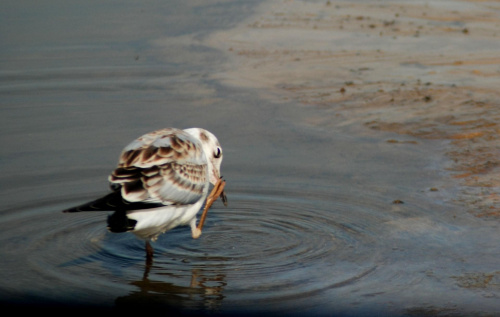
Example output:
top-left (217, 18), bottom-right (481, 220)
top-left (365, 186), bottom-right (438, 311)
top-left (1, 1), bottom-right (499, 316)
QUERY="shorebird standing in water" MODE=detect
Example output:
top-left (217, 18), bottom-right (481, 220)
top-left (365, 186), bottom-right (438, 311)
top-left (63, 127), bottom-right (227, 262)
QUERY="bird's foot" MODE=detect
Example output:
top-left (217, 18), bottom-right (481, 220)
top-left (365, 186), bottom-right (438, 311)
top-left (196, 179), bottom-right (226, 233)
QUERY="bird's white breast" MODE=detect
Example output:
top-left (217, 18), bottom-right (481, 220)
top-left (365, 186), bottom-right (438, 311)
top-left (127, 197), bottom-right (205, 240)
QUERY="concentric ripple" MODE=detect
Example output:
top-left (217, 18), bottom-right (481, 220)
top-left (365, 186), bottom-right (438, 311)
top-left (124, 186), bottom-right (389, 310)
top-left (0, 186), bottom-right (389, 311)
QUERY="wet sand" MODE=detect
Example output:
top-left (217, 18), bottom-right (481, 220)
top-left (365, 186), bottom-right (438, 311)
top-left (205, 0), bottom-right (500, 220)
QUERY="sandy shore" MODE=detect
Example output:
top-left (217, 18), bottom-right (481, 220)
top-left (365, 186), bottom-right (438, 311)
top-left (205, 0), bottom-right (500, 220)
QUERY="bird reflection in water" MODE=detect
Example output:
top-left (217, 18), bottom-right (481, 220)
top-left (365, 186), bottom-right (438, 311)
top-left (114, 266), bottom-right (227, 314)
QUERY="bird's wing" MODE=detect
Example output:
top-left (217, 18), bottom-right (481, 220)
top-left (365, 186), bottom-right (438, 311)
top-left (108, 128), bottom-right (208, 205)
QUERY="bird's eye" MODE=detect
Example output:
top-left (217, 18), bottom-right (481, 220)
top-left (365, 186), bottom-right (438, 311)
top-left (214, 147), bottom-right (222, 158)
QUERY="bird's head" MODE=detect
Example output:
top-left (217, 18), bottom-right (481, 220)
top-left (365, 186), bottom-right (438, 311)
top-left (184, 128), bottom-right (223, 185)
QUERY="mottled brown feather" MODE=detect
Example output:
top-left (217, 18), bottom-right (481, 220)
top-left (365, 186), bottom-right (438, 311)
top-left (108, 129), bottom-right (207, 204)
top-left (158, 146), bottom-right (173, 157)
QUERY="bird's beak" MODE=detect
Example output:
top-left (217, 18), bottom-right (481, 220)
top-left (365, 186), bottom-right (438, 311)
top-left (215, 174), bottom-right (228, 207)
top-left (211, 166), bottom-right (227, 206)
top-left (220, 189), bottom-right (228, 206)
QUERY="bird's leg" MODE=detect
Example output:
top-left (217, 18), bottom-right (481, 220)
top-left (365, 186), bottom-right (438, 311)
top-left (194, 178), bottom-right (226, 238)
top-left (191, 217), bottom-right (202, 239)
top-left (206, 178), bottom-right (226, 207)
top-left (145, 240), bottom-right (154, 264)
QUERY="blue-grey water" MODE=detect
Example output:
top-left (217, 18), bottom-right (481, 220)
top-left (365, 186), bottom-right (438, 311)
top-left (1, 1), bottom-right (498, 316)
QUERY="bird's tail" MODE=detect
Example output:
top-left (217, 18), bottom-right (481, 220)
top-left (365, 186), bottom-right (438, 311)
top-left (62, 191), bottom-right (121, 213)
top-left (63, 191), bottom-right (138, 232)
top-left (106, 210), bottom-right (137, 233)
top-left (62, 189), bottom-right (165, 233)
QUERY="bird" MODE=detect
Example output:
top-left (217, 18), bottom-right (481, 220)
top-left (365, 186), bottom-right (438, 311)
top-left (63, 127), bottom-right (227, 261)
